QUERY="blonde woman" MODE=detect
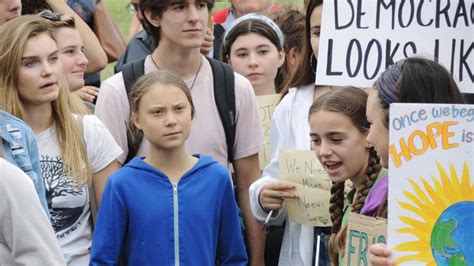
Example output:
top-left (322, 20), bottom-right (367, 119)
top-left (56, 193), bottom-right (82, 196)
top-left (0, 15), bottom-right (122, 264)
top-left (46, 12), bottom-right (98, 108)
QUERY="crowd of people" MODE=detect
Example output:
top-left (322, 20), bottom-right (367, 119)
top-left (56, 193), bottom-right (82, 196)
top-left (0, 0), bottom-right (471, 265)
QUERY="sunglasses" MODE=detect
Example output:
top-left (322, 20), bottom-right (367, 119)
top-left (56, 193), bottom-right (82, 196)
top-left (126, 2), bottom-right (139, 14)
top-left (39, 11), bottom-right (61, 22)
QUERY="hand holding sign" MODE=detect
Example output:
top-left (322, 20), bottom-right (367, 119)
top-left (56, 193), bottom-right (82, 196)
top-left (368, 244), bottom-right (395, 266)
top-left (259, 180), bottom-right (298, 211)
top-left (344, 213), bottom-right (387, 266)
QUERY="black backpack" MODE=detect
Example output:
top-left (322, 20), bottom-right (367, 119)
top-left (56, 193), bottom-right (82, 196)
top-left (121, 57), bottom-right (236, 164)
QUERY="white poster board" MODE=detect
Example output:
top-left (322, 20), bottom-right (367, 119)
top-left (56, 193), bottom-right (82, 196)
top-left (317, 0), bottom-right (473, 93)
top-left (387, 103), bottom-right (474, 265)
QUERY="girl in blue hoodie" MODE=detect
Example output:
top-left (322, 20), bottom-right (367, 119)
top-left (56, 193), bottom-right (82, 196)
top-left (90, 71), bottom-right (247, 265)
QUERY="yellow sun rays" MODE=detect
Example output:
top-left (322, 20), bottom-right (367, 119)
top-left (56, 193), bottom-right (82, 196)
top-left (393, 161), bottom-right (473, 265)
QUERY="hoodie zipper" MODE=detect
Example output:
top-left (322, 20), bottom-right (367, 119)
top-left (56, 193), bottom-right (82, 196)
top-left (172, 181), bottom-right (180, 266)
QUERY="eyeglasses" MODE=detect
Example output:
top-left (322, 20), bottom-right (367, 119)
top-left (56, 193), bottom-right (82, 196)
top-left (126, 2), bottom-right (139, 14)
top-left (39, 10), bottom-right (61, 22)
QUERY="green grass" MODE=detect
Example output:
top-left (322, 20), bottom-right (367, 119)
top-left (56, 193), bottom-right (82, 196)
top-left (101, 0), bottom-right (304, 79)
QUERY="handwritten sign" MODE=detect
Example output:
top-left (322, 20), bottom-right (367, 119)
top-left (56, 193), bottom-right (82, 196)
top-left (257, 94), bottom-right (281, 169)
top-left (279, 149), bottom-right (332, 226)
top-left (388, 103), bottom-right (474, 265)
top-left (344, 213), bottom-right (387, 266)
top-left (317, 0), bottom-right (473, 93)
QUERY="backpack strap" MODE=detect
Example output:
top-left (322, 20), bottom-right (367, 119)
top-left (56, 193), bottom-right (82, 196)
top-left (122, 58), bottom-right (146, 164)
top-left (206, 57), bottom-right (236, 163)
top-left (122, 57), bottom-right (146, 95)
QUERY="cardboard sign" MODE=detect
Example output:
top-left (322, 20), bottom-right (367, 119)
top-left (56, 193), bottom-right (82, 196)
top-left (344, 213), bottom-right (387, 266)
top-left (279, 149), bottom-right (332, 226)
top-left (316, 0), bottom-right (473, 93)
top-left (257, 94), bottom-right (281, 169)
top-left (387, 103), bottom-right (474, 265)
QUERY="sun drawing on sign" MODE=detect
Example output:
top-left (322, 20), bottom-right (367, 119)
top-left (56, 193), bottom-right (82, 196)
top-left (394, 161), bottom-right (474, 266)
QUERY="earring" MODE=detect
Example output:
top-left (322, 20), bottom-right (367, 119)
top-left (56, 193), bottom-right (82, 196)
top-left (310, 52), bottom-right (317, 74)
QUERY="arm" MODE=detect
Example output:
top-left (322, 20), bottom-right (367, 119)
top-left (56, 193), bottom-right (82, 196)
top-left (83, 114), bottom-right (123, 204)
top-left (46, 0), bottom-right (107, 73)
top-left (249, 104), bottom-right (292, 226)
top-left (218, 173), bottom-right (248, 265)
top-left (90, 179), bottom-right (127, 265)
top-left (92, 160), bottom-right (121, 207)
top-left (233, 154), bottom-right (265, 266)
top-left (0, 160), bottom-right (65, 265)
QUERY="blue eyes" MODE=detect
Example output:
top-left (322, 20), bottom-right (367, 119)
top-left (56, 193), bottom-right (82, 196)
top-left (23, 56), bottom-right (58, 67)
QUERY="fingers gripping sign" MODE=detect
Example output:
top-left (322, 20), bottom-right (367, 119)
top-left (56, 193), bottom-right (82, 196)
top-left (259, 180), bottom-right (298, 211)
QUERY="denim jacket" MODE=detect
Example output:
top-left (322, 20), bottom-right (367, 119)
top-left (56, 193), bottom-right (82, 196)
top-left (0, 110), bottom-right (49, 215)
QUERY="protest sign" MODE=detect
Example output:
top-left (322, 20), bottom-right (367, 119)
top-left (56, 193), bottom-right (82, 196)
top-left (387, 103), bottom-right (474, 265)
top-left (344, 213), bottom-right (387, 266)
top-left (317, 0), bottom-right (473, 93)
top-left (257, 94), bottom-right (281, 169)
top-left (279, 149), bottom-right (332, 226)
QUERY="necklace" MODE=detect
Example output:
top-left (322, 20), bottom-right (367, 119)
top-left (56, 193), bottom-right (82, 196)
top-left (151, 54), bottom-right (203, 90)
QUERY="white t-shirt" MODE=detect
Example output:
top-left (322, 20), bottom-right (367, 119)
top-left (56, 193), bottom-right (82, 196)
top-left (34, 115), bottom-right (122, 265)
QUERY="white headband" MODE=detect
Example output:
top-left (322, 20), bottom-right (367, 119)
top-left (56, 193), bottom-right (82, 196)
top-left (224, 13), bottom-right (285, 48)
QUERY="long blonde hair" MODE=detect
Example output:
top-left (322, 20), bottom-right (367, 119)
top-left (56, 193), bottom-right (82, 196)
top-left (44, 11), bottom-right (90, 115)
top-left (0, 15), bottom-right (91, 185)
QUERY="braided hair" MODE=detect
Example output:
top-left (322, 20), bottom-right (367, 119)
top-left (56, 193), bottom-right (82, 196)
top-left (308, 87), bottom-right (383, 265)
top-left (351, 148), bottom-right (381, 213)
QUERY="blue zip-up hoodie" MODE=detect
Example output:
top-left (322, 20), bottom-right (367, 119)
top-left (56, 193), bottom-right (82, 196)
top-left (90, 155), bottom-right (247, 265)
